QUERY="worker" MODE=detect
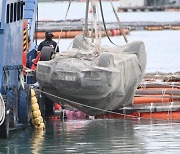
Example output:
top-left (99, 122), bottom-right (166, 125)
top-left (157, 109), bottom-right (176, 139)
top-left (38, 31), bottom-right (59, 53)
top-left (31, 31), bottom-right (59, 70)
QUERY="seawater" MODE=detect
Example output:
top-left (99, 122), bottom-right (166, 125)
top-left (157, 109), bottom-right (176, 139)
top-left (1, 1), bottom-right (180, 154)
top-left (1, 119), bottom-right (180, 153)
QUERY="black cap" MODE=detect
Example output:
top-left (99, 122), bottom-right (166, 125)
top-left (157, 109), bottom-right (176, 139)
top-left (45, 31), bottom-right (54, 37)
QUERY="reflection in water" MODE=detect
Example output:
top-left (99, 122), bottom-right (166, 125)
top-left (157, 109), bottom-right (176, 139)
top-left (134, 121), bottom-right (180, 153)
top-left (31, 130), bottom-right (45, 154)
top-left (41, 119), bottom-right (146, 153)
top-left (1, 119), bottom-right (180, 153)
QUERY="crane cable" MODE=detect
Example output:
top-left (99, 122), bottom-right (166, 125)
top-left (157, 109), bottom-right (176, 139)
top-left (99, 0), bottom-right (117, 46)
top-left (55, 0), bottom-right (72, 53)
top-left (99, 0), bottom-right (128, 46)
top-left (109, 0), bottom-right (128, 43)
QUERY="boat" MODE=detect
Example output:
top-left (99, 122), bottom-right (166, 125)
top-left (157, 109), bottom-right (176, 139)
top-left (0, 0), bottom-right (38, 138)
top-left (36, 0), bottom-right (147, 116)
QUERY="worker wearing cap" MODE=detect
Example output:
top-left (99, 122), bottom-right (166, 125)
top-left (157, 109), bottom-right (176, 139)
top-left (37, 31), bottom-right (59, 52)
top-left (31, 31), bottom-right (59, 70)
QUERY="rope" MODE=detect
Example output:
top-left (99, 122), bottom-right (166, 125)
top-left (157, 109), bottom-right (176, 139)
top-left (35, 88), bottom-right (179, 122)
top-left (37, 89), bottom-right (126, 116)
top-left (0, 94), bottom-right (5, 126)
top-left (109, 0), bottom-right (128, 43)
top-left (99, 0), bottom-right (117, 46)
top-left (55, 0), bottom-right (72, 53)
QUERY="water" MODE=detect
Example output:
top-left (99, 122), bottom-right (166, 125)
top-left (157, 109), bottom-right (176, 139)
top-left (1, 1), bottom-right (180, 153)
top-left (1, 119), bottom-right (180, 153)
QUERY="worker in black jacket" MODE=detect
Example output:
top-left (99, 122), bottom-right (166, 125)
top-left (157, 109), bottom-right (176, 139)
top-left (38, 31), bottom-right (59, 53)
top-left (31, 31), bottom-right (59, 70)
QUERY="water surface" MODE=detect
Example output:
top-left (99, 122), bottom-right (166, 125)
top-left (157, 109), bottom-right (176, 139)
top-left (1, 119), bottom-right (180, 153)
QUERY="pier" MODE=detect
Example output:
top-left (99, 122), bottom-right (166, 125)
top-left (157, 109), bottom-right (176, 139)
top-left (117, 6), bottom-right (180, 12)
top-left (35, 20), bottom-right (180, 39)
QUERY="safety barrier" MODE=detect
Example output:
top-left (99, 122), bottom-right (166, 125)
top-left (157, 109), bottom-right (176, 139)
top-left (34, 28), bottom-right (129, 39)
top-left (144, 26), bottom-right (164, 31)
top-left (171, 25), bottom-right (180, 30)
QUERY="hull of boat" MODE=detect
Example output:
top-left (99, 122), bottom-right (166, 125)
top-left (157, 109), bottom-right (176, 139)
top-left (36, 35), bottom-right (147, 115)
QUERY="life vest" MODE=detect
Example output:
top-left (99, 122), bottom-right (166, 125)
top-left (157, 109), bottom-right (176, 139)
top-left (22, 52), bottom-right (28, 75)
top-left (22, 52), bottom-right (27, 68)
top-left (31, 52), bottom-right (41, 70)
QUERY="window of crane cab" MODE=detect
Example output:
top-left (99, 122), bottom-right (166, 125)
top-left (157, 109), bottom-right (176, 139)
top-left (6, 1), bottom-right (24, 24)
top-left (17, 2), bottom-right (21, 21)
top-left (14, 3), bottom-right (17, 22)
top-left (10, 3), bottom-right (13, 23)
top-left (6, 4), bottom-right (10, 23)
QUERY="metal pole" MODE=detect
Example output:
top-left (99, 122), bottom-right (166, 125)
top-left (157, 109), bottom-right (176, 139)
top-left (84, 0), bottom-right (90, 37)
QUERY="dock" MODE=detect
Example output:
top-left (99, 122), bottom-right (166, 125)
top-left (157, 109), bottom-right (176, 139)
top-left (35, 20), bottom-right (180, 39)
top-left (117, 6), bottom-right (180, 12)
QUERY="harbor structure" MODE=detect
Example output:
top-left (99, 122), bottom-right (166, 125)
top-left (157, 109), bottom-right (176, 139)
top-left (119, 0), bottom-right (180, 7)
top-left (119, 0), bottom-right (145, 7)
top-left (118, 0), bottom-right (180, 12)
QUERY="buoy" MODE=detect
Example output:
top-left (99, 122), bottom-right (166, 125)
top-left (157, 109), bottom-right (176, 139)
top-left (134, 95), bottom-right (171, 104)
top-left (31, 89), bottom-right (36, 97)
top-left (31, 103), bottom-right (39, 111)
top-left (140, 111), bottom-right (180, 120)
top-left (31, 96), bottom-right (38, 104)
top-left (144, 26), bottom-right (164, 31)
top-left (30, 89), bottom-right (45, 131)
top-left (54, 103), bottom-right (62, 110)
top-left (34, 116), bottom-right (43, 125)
top-left (171, 25), bottom-right (180, 30)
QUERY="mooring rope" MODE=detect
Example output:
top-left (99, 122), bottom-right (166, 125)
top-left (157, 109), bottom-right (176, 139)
top-left (36, 88), bottom-right (126, 116)
top-left (35, 88), bottom-right (179, 122)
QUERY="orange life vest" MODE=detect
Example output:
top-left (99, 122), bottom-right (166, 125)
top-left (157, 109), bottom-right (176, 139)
top-left (31, 52), bottom-right (41, 70)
